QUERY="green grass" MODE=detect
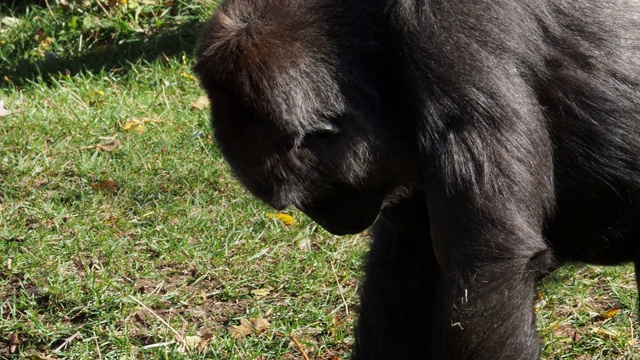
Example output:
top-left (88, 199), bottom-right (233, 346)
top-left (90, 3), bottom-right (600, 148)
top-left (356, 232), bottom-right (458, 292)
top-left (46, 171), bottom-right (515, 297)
top-left (0, 1), bottom-right (638, 359)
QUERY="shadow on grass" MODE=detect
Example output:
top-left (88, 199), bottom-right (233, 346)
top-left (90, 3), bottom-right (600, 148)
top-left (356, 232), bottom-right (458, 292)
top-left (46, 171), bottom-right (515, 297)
top-left (1, 14), bottom-right (204, 88)
top-left (1, 0), bottom-right (48, 13)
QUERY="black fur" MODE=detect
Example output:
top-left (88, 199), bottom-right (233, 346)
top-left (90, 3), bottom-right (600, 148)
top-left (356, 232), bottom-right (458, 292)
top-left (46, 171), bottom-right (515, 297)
top-left (194, 0), bottom-right (640, 358)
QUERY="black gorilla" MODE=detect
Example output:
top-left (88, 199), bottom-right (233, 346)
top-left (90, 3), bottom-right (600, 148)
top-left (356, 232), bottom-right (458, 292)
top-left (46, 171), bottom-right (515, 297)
top-left (194, 0), bottom-right (640, 358)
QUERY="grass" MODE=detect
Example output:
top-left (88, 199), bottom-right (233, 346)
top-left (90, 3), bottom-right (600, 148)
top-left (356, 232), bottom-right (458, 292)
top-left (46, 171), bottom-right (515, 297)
top-left (0, 1), bottom-right (638, 359)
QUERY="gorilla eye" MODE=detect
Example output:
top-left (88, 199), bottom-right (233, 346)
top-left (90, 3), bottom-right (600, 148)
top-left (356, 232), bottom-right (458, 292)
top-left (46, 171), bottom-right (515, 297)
top-left (298, 123), bottom-right (341, 148)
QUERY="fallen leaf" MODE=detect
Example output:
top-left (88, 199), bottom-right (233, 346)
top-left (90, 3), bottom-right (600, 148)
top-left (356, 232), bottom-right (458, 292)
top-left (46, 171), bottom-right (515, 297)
top-left (572, 331), bottom-right (582, 343)
top-left (39, 36), bottom-right (52, 48)
top-left (251, 317), bottom-right (270, 332)
top-left (601, 307), bottom-right (619, 319)
top-left (89, 180), bottom-right (118, 195)
top-left (96, 139), bottom-right (122, 152)
top-left (123, 118), bottom-right (156, 133)
top-left (251, 288), bottom-right (272, 298)
top-left (594, 307), bottom-right (619, 321)
top-left (228, 318), bottom-right (270, 340)
top-left (8, 332), bottom-right (19, 353)
top-left (198, 332), bottom-right (214, 351)
top-left (189, 96), bottom-right (210, 110)
top-left (228, 319), bottom-right (252, 340)
top-left (183, 335), bottom-right (201, 350)
top-left (0, 100), bottom-right (13, 117)
top-left (1, 17), bottom-right (20, 27)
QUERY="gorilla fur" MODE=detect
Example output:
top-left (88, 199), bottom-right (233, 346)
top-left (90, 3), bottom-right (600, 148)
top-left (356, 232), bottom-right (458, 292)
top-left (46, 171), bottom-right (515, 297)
top-left (194, 0), bottom-right (640, 358)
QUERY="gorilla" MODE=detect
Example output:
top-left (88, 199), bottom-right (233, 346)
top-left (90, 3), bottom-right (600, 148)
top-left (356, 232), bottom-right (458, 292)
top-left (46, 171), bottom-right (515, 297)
top-left (194, 0), bottom-right (640, 358)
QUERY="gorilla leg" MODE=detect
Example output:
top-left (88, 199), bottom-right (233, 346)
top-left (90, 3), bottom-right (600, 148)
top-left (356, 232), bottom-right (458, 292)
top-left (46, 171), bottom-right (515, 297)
top-left (353, 194), bottom-right (438, 359)
top-left (432, 257), bottom-right (549, 359)
top-left (427, 188), bottom-right (554, 359)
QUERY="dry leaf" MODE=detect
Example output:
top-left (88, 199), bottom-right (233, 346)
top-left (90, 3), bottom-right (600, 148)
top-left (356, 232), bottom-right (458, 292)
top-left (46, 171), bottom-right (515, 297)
top-left (89, 180), bottom-right (118, 195)
top-left (228, 319), bottom-right (252, 340)
top-left (96, 139), bottom-right (122, 152)
top-left (228, 318), bottom-right (270, 340)
top-left (572, 331), bottom-right (582, 343)
top-left (39, 36), bottom-right (52, 47)
top-left (198, 333), bottom-right (214, 351)
top-left (182, 333), bottom-right (214, 351)
top-left (8, 332), bottom-right (19, 353)
top-left (251, 317), bottom-right (270, 332)
top-left (251, 288), bottom-right (272, 298)
top-left (601, 307), bottom-right (619, 319)
top-left (123, 118), bottom-right (156, 133)
top-left (1, 17), bottom-right (20, 27)
top-left (189, 96), bottom-right (210, 110)
top-left (184, 335), bottom-right (201, 350)
top-left (0, 100), bottom-right (13, 117)
top-left (594, 307), bottom-right (619, 321)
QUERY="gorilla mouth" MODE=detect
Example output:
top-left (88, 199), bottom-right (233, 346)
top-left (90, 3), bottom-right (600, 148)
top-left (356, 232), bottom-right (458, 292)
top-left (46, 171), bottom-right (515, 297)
top-left (298, 190), bottom-right (384, 235)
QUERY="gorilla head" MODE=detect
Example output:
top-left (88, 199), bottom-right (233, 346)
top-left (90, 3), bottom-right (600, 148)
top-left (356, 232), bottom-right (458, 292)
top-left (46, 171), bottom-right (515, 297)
top-left (195, 0), bottom-right (417, 235)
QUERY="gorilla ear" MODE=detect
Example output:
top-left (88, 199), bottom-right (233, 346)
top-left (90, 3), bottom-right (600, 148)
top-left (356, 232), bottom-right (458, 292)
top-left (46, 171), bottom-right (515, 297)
top-left (314, 123), bottom-right (341, 136)
top-left (298, 123), bottom-right (341, 148)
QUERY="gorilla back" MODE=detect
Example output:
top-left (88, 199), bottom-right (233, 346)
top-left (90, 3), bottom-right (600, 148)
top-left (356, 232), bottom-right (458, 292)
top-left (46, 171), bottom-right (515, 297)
top-left (194, 0), bottom-right (640, 358)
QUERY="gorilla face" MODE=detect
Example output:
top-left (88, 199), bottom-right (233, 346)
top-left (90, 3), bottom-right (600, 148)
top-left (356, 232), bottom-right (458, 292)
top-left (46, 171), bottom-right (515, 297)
top-left (204, 79), bottom-right (407, 235)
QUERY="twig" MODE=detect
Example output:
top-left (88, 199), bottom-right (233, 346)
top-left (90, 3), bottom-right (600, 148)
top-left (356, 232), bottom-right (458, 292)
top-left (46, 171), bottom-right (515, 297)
top-left (43, 0), bottom-right (58, 23)
top-left (162, 84), bottom-right (173, 117)
top-left (330, 260), bottom-right (349, 316)
top-left (93, 330), bottom-right (102, 360)
top-left (54, 331), bottom-right (80, 352)
top-left (630, 316), bottom-right (635, 346)
top-left (128, 295), bottom-right (187, 350)
top-left (150, 281), bottom-right (164, 296)
top-left (141, 341), bottom-right (176, 349)
top-left (95, 0), bottom-right (111, 17)
top-left (290, 334), bottom-right (310, 360)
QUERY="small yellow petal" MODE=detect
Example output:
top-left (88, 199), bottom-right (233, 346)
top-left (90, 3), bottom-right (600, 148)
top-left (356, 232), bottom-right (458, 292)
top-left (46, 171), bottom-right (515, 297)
top-left (275, 213), bottom-right (295, 226)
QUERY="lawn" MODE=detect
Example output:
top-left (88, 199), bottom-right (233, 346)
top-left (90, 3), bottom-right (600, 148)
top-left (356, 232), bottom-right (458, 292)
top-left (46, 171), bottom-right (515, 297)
top-left (0, 1), bottom-right (638, 359)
